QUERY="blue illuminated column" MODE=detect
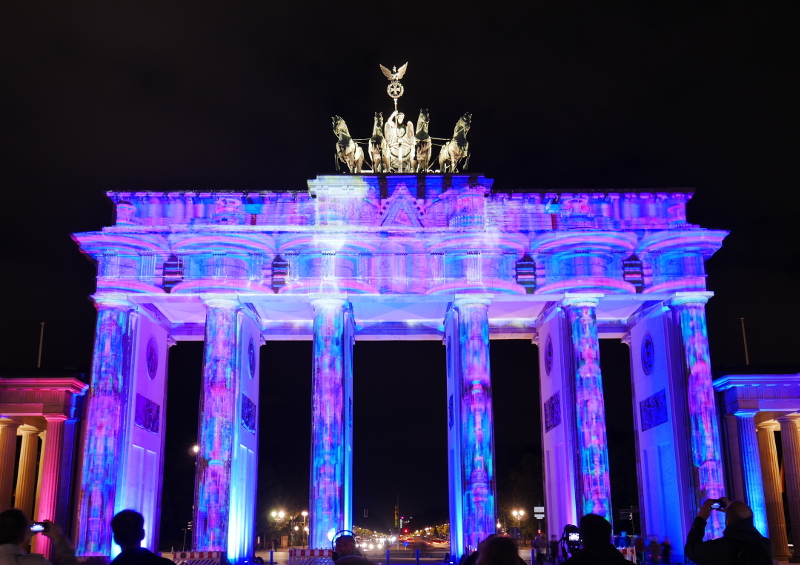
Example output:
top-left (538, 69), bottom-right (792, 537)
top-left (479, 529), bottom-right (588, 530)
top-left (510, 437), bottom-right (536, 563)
top-left (670, 294), bottom-right (725, 537)
top-left (447, 297), bottom-right (496, 555)
top-left (562, 295), bottom-right (612, 520)
top-left (734, 411), bottom-right (768, 535)
top-left (76, 298), bottom-right (131, 557)
top-left (194, 299), bottom-right (239, 552)
top-left (309, 298), bottom-right (353, 548)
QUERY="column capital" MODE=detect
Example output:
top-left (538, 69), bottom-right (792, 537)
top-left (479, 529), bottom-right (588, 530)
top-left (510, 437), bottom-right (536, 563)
top-left (310, 296), bottom-right (348, 310)
top-left (758, 420), bottom-right (780, 432)
top-left (0, 419), bottom-right (20, 430)
top-left (453, 295), bottom-right (492, 308)
top-left (202, 296), bottom-right (240, 309)
top-left (562, 293), bottom-right (603, 308)
top-left (735, 409), bottom-right (760, 418)
top-left (777, 413), bottom-right (800, 425)
top-left (17, 425), bottom-right (40, 436)
top-left (669, 291), bottom-right (713, 307)
top-left (91, 294), bottom-right (132, 309)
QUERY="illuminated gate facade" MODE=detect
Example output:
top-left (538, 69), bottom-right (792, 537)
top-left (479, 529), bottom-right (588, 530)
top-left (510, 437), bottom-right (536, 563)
top-left (72, 174), bottom-right (728, 562)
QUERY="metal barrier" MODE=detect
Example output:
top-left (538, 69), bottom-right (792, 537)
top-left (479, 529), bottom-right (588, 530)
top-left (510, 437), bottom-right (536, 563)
top-left (172, 550), bottom-right (223, 565)
top-left (288, 548), bottom-right (334, 565)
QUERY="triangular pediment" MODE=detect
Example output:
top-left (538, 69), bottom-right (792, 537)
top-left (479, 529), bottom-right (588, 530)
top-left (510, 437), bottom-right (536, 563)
top-left (379, 185), bottom-right (424, 227)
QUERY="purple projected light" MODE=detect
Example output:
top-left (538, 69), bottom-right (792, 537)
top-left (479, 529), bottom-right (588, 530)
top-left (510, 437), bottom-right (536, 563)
top-left (674, 296), bottom-right (725, 538)
top-left (195, 301), bottom-right (238, 550)
top-left (310, 299), bottom-right (346, 547)
top-left (566, 298), bottom-right (612, 519)
top-left (457, 299), bottom-right (496, 550)
top-left (77, 301), bottom-right (129, 556)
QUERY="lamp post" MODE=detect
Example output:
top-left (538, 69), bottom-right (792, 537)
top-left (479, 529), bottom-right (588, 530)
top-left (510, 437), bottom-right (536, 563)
top-left (271, 510), bottom-right (286, 550)
top-left (512, 510), bottom-right (525, 546)
top-left (301, 511), bottom-right (308, 548)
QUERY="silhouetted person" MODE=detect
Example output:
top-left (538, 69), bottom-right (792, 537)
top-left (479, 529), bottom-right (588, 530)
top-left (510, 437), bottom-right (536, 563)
top-left (562, 514), bottom-right (627, 565)
top-left (660, 538), bottom-right (671, 565)
top-left (461, 534), bottom-right (497, 565)
top-left (476, 536), bottom-right (521, 565)
top-left (548, 535), bottom-right (558, 564)
top-left (0, 508), bottom-right (76, 565)
top-left (684, 498), bottom-right (772, 565)
top-left (109, 510), bottom-right (173, 565)
top-left (332, 535), bottom-right (371, 565)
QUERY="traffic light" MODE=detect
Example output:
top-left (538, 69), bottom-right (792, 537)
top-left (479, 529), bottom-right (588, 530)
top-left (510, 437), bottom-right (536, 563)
top-left (403, 528), bottom-right (409, 534)
top-left (188, 521), bottom-right (193, 530)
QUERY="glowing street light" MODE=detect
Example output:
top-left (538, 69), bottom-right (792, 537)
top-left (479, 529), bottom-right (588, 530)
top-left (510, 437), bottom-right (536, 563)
top-left (512, 510), bottom-right (525, 545)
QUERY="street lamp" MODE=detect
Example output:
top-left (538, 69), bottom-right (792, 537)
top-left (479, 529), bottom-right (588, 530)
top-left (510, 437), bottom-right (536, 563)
top-left (301, 511), bottom-right (308, 548)
top-left (270, 510), bottom-right (286, 550)
top-left (512, 510), bottom-right (525, 546)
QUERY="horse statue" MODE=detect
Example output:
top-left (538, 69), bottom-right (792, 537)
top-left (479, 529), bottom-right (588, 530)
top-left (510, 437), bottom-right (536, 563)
top-left (438, 113), bottom-right (471, 173)
top-left (333, 115), bottom-right (364, 173)
top-left (414, 109), bottom-right (432, 173)
top-left (368, 112), bottom-right (390, 173)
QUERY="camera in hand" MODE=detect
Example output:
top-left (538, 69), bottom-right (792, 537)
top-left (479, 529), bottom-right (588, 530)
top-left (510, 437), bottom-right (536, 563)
top-left (30, 522), bottom-right (49, 532)
top-left (709, 499), bottom-right (727, 510)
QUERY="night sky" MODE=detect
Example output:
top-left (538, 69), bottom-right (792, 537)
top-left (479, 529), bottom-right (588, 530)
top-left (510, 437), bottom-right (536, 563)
top-left (2, 1), bottom-right (799, 546)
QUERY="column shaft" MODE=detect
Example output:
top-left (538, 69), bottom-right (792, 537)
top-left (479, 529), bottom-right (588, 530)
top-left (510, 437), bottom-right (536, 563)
top-left (0, 422), bottom-right (20, 510)
top-left (777, 415), bottom-right (800, 561)
top-left (309, 299), bottom-right (347, 549)
top-left (76, 300), bottom-right (131, 556)
top-left (672, 297), bottom-right (725, 537)
top-left (32, 431), bottom-right (46, 522)
top-left (564, 297), bottom-right (612, 519)
top-left (758, 422), bottom-right (790, 559)
top-left (455, 299), bottom-right (496, 551)
top-left (14, 427), bottom-right (40, 518)
top-left (734, 413), bottom-right (768, 535)
top-left (194, 299), bottom-right (239, 551)
top-left (31, 418), bottom-right (65, 557)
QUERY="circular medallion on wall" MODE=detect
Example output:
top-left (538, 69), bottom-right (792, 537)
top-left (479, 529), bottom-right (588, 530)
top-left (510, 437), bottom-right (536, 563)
top-left (146, 338), bottom-right (158, 380)
top-left (641, 333), bottom-right (655, 375)
top-left (545, 335), bottom-right (553, 375)
top-left (248, 338), bottom-right (256, 379)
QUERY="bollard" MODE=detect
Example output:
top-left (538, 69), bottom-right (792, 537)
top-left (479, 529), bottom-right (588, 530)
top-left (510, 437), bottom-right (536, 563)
top-left (386, 548), bottom-right (391, 565)
top-left (416, 548), bottom-right (420, 565)
top-left (269, 550), bottom-right (274, 565)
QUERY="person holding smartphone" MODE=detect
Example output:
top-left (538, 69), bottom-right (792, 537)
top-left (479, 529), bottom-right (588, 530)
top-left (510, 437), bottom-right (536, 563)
top-left (684, 498), bottom-right (773, 565)
top-left (0, 508), bottom-right (77, 565)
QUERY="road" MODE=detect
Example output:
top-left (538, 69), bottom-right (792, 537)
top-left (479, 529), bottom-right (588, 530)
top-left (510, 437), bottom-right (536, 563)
top-left (253, 547), bottom-right (534, 564)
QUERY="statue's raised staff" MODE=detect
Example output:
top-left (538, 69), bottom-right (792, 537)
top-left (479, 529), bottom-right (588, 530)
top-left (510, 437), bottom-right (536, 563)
top-left (332, 115), bottom-right (364, 174)
top-left (415, 109), bottom-right (432, 173)
top-left (369, 112), bottom-right (390, 173)
top-left (438, 113), bottom-right (471, 173)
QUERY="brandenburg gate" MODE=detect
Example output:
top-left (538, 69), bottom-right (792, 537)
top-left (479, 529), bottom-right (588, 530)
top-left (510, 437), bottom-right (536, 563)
top-left (71, 173), bottom-right (729, 563)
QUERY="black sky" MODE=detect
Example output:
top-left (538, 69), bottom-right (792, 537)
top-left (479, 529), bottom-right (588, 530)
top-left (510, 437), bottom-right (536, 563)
top-left (2, 0), bottom-right (799, 545)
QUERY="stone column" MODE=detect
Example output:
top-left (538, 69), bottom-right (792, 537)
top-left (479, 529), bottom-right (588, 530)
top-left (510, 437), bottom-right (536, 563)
top-left (777, 414), bottom-right (800, 562)
top-left (671, 294), bottom-right (725, 537)
top-left (32, 430), bottom-right (46, 521)
top-left (194, 298), bottom-right (240, 551)
top-left (31, 417), bottom-right (66, 557)
top-left (454, 297), bottom-right (496, 551)
top-left (309, 298), bottom-right (348, 549)
top-left (734, 411), bottom-right (768, 535)
top-left (76, 298), bottom-right (131, 557)
top-left (0, 420), bottom-right (20, 510)
top-left (563, 295), bottom-right (612, 520)
top-left (14, 426), bottom-right (41, 518)
top-left (757, 421), bottom-right (790, 560)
